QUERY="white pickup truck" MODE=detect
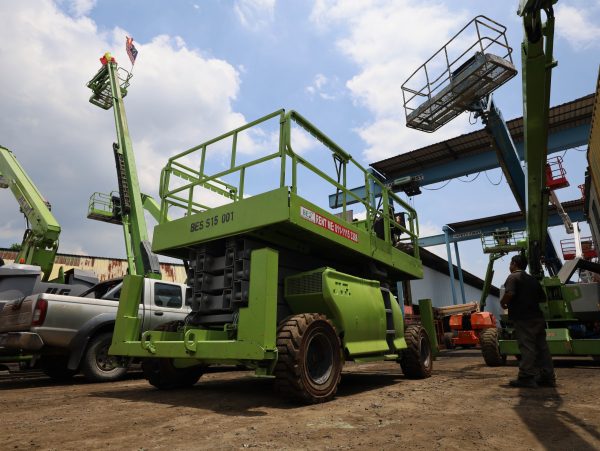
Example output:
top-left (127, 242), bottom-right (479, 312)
top-left (0, 277), bottom-right (189, 382)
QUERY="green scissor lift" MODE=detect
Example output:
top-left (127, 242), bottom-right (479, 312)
top-left (87, 55), bottom-right (435, 403)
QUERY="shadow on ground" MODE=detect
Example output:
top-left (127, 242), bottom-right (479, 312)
top-left (90, 369), bottom-right (406, 415)
top-left (0, 370), bottom-right (144, 391)
top-left (514, 386), bottom-right (600, 451)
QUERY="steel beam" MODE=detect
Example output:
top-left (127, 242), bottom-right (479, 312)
top-left (419, 206), bottom-right (585, 247)
top-left (329, 124), bottom-right (589, 208)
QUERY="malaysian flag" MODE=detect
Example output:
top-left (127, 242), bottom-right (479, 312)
top-left (126, 36), bottom-right (138, 65)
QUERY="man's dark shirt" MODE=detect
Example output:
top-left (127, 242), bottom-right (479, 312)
top-left (504, 270), bottom-right (546, 320)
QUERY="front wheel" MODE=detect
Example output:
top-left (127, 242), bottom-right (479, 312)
top-left (81, 332), bottom-right (128, 382)
top-left (480, 328), bottom-right (507, 367)
top-left (274, 313), bottom-right (342, 404)
top-left (400, 325), bottom-right (433, 378)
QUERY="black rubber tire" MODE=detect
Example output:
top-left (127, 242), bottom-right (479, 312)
top-left (141, 320), bottom-right (203, 389)
top-left (274, 313), bottom-right (342, 404)
top-left (480, 328), bottom-right (507, 367)
top-left (400, 325), bottom-right (433, 379)
top-left (80, 332), bottom-right (128, 382)
top-left (443, 332), bottom-right (455, 350)
top-left (41, 356), bottom-right (76, 381)
top-left (142, 358), bottom-right (204, 389)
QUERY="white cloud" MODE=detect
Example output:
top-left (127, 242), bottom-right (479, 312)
top-left (310, 0), bottom-right (475, 161)
top-left (234, 0), bottom-right (276, 31)
top-left (556, 4), bottom-right (600, 50)
top-left (0, 1), bottom-right (246, 258)
top-left (65, 0), bottom-right (97, 17)
top-left (305, 73), bottom-right (337, 100)
top-left (418, 220), bottom-right (442, 238)
top-left (290, 124), bottom-right (320, 154)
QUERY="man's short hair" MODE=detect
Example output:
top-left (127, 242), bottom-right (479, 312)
top-left (511, 254), bottom-right (528, 270)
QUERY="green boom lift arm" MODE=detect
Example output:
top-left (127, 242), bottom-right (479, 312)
top-left (518, 0), bottom-right (557, 278)
top-left (86, 54), bottom-right (161, 279)
top-left (0, 146), bottom-right (61, 280)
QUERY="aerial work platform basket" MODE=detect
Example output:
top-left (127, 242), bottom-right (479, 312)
top-left (87, 191), bottom-right (123, 225)
top-left (154, 109), bottom-right (423, 282)
top-left (560, 237), bottom-right (597, 260)
top-left (481, 228), bottom-right (526, 254)
top-left (87, 56), bottom-right (132, 110)
top-left (545, 156), bottom-right (569, 190)
top-left (401, 16), bottom-right (517, 132)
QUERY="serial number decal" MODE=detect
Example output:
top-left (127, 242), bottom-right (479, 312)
top-left (17, 195), bottom-right (33, 217)
top-left (190, 211), bottom-right (234, 232)
top-left (300, 206), bottom-right (358, 243)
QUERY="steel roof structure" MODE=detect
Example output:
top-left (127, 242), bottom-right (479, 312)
top-left (419, 199), bottom-right (585, 247)
top-left (371, 94), bottom-right (594, 183)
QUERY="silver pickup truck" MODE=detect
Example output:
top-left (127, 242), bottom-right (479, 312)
top-left (0, 277), bottom-right (189, 382)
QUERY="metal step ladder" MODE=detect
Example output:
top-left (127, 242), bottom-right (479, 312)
top-left (381, 287), bottom-right (397, 352)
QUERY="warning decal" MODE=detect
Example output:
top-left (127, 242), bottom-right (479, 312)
top-left (300, 206), bottom-right (359, 243)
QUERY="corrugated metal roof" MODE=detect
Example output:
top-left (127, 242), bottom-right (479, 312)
top-left (0, 249), bottom-right (186, 283)
top-left (372, 94), bottom-right (595, 177)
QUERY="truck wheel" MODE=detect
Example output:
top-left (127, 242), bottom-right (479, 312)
top-left (480, 328), bottom-right (507, 367)
top-left (41, 356), bottom-right (76, 381)
top-left (81, 332), bottom-right (128, 382)
top-left (274, 313), bottom-right (342, 404)
top-left (142, 358), bottom-right (204, 389)
top-left (400, 325), bottom-right (433, 378)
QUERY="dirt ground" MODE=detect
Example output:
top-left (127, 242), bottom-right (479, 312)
top-left (1, 350), bottom-right (599, 451)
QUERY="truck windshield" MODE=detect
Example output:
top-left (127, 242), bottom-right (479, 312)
top-left (80, 279), bottom-right (123, 299)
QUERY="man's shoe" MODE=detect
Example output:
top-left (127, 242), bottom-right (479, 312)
top-left (509, 378), bottom-right (538, 388)
top-left (537, 379), bottom-right (557, 388)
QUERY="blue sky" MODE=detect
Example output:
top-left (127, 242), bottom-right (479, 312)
top-left (0, 0), bottom-right (599, 290)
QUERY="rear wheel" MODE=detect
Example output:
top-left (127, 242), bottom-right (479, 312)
top-left (443, 332), bottom-right (455, 350)
top-left (400, 325), bottom-right (433, 378)
top-left (41, 356), bottom-right (76, 381)
top-left (141, 321), bottom-right (204, 389)
top-left (81, 332), bottom-right (128, 382)
top-left (142, 358), bottom-right (204, 389)
top-left (480, 328), bottom-right (507, 366)
top-left (274, 313), bottom-right (342, 404)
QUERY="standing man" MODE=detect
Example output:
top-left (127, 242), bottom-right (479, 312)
top-left (500, 254), bottom-right (556, 388)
